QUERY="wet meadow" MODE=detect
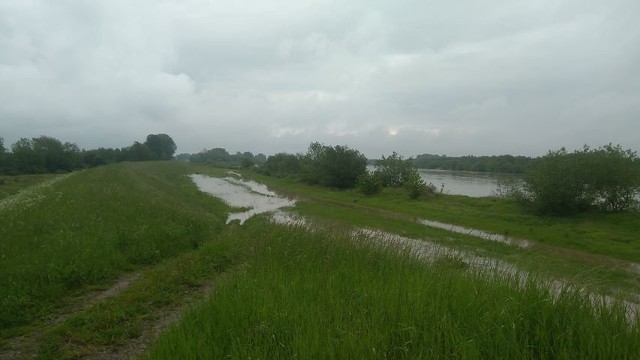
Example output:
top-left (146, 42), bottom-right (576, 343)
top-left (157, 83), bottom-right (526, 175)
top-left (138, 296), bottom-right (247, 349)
top-left (1, 161), bottom-right (638, 358)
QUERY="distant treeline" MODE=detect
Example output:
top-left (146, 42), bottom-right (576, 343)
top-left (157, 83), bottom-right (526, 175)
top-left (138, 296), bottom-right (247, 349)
top-left (0, 134), bottom-right (176, 175)
top-left (412, 154), bottom-right (536, 174)
top-left (188, 148), bottom-right (267, 168)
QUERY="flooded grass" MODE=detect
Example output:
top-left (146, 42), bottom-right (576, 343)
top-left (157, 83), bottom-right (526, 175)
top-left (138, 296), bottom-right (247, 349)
top-left (146, 221), bottom-right (640, 359)
top-left (240, 170), bottom-right (640, 263)
top-left (190, 174), bottom-right (295, 224)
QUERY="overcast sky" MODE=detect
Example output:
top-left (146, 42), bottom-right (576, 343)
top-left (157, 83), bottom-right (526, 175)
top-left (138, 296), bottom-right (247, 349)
top-left (1, 0), bottom-right (639, 158)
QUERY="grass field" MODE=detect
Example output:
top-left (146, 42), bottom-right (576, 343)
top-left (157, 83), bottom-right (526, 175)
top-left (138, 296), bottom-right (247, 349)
top-left (238, 170), bottom-right (640, 263)
top-left (0, 174), bottom-right (61, 202)
top-left (1, 162), bottom-right (638, 358)
top-left (146, 221), bottom-right (639, 359)
top-left (0, 162), bottom-right (229, 333)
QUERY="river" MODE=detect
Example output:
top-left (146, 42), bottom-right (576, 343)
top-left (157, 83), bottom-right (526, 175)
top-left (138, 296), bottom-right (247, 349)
top-left (417, 169), bottom-right (511, 197)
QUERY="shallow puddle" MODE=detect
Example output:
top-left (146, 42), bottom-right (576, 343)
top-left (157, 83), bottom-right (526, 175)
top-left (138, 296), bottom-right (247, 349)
top-left (190, 174), bottom-right (296, 224)
top-left (418, 218), bottom-right (530, 248)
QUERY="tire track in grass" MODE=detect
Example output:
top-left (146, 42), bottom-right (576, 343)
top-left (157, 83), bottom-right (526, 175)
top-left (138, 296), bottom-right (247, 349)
top-left (0, 272), bottom-right (141, 360)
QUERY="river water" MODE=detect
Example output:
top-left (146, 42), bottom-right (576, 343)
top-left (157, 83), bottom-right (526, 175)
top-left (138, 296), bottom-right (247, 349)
top-left (418, 169), bottom-right (506, 197)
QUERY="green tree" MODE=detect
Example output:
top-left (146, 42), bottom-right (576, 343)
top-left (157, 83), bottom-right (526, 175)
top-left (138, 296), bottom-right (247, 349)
top-left (144, 134), bottom-right (177, 160)
top-left (31, 136), bottom-right (82, 172)
top-left (586, 144), bottom-right (640, 211)
top-left (375, 152), bottom-right (416, 187)
top-left (521, 145), bottom-right (640, 215)
top-left (240, 156), bottom-right (255, 168)
top-left (302, 142), bottom-right (367, 188)
top-left (10, 138), bottom-right (43, 174)
top-left (357, 171), bottom-right (383, 195)
top-left (261, 153), bottom-right (303, 177)
top-left (191, 148), bottom-right (231, 165)
top-left (405, 171), bottom-right (428, 199)
top-left (126, 141), bottom-right (153, 161)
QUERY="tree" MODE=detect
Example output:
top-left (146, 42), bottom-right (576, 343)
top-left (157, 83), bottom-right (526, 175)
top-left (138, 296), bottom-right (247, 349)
top-left (302, 142), bottom-right (367, 188)
top-left (586, 144), bottom-right (640, 211)
top-left (261, 153), bottom-right (303, 177)
top-left (520, 145), bottom-right (640, 215)
top-left (190, 148), bottom-right (231, 164)
top-left (405, 171), bottom-right (428, 199)
top-left (240, 156), bottom-right (255, 168)
top-left (375, 152), bottom-right (416, 187)
top-left (144, 134), bottom-right (177, 160)
top-left (125, 141), bottom-right (153, 161)
top-left (10, 138), bottom-right (43, 174)
top-left (357, 171), bottom-right (383, 195)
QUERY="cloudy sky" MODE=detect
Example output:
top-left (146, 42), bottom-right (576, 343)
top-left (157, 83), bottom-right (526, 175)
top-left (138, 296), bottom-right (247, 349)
top-left (1, 0), bottom-right (639, 158)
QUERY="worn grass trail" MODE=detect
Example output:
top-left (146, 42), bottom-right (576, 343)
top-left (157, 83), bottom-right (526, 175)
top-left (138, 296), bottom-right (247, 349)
top-left (0, 161), bottom-right (229, 336)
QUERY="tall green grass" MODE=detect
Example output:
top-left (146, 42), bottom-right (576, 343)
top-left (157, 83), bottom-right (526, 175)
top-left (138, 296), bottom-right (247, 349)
top-left (146, 221), bottom-right (639, 359)
top-left (0, 173), bottom-right (60, 201)
top-left (0, 162), bottom-right (228, 331)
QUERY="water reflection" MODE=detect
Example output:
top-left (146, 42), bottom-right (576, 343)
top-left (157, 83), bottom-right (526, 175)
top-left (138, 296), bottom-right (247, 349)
top-left (190, 174), bottom-right (296, 224)
top-left (418, 169), bottom-right (508, 197)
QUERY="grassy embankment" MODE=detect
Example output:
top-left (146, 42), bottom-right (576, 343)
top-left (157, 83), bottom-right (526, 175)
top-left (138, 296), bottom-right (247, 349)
top-left (2, 162), bottom-right (639, 358)
top-left (0, 174), bottom-right (61, 202)
top-left (0, 162), bottom-right (246, 358)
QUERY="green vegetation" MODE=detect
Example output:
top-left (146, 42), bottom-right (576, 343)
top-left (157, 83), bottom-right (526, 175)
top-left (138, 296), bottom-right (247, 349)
top-left (241, 171), bottom-right (640, 263)
top-left (2, 161), bottom-right (639, 358)
top-left (146, 221), bottom-right (638, 359)
top-left (189, 147), bottom-right (266, 168)
top-left (374, 151), bottom-right (416, 187)
top-left (356, 171), bottom-right (383, 195)
top-left (301, 142), bottom-right (367, 188)
top-left (368, 152), bottom-right (435, 199)
top-left (0, 173), bottom-right (60, 201)
top-left (36, 231), bottom-right (244, 359)
top-left (0, 161), bottom-right (227, 331)
top-left (256, 142), bottom-right (367, 189)
top-left (517, 145), bottom-right (640, 215)
top-left (0, 133), bottom-right (177, 175)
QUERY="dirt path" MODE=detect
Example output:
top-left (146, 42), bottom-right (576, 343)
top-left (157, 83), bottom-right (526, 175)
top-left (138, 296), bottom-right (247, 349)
top-left (85, 279), bottom-right (218, 360)
top-left (0, 273), bottom-right (141, 359)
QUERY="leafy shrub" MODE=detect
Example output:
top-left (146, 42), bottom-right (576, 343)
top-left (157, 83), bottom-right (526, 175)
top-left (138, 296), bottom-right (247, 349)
top-left (375, 151), bottom-right (416, 187)
top-left (520, 145), bottom-right (640, 215)
top-left (405, 171), bottom-right (428, 199)
top-left (357, 172), bottom-right (383, 195)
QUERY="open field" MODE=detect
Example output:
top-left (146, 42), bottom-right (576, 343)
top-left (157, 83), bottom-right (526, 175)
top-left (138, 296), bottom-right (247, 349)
top-left (0, 162), bottom-right (229, 334)
top-left (1, 162), bottom-right (639, 358)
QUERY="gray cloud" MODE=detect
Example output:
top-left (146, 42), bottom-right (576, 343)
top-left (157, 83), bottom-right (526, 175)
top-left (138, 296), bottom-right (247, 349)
top-left (1, 0), bottom-right (638, 158)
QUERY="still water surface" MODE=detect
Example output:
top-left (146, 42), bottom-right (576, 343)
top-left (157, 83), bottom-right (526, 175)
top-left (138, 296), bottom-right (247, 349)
top-left (418, 169), bottom-right (508, 197)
